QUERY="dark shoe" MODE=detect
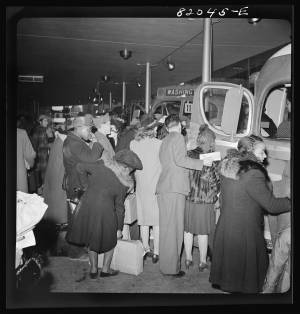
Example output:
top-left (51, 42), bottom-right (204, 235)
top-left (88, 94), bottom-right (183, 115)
top-left (100, 269), bottom-right (119, 277)
top-left (164, 270), bottom-right (185, 278)
top-left (199, 262), bottom-right (208, 272)
top-left (89, 270), bottom-right (98, 279)
top-left (152, 254), bottom-right (159, 264)
top-left (172, 270), bottom-right (185, 278)
top-left (144, 250), bottom-right (153, 260)
top-left (185, 259), bottom-right (193, 270)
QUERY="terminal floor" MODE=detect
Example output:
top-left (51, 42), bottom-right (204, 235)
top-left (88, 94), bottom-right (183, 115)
top-left (42, 246), bottom-right (225, 294)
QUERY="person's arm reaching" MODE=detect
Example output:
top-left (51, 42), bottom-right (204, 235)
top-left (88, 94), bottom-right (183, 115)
top-left (114, 188), bottom-right (127, 232)
top-left (173, 133), bottom-right (204, 170)
top-left (246, 170), bottom-right (290, 214)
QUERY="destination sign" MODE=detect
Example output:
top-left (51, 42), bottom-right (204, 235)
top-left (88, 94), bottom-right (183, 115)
top-left (166, 89), bottom-right (194, 97)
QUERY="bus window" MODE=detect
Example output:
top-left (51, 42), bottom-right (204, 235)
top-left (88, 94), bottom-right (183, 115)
top-left (163, 106), bottom-right (168, 116)
top-left (166, 102), bottom-right (181, 115)
top-left (183, 101), bottom-right (192, 120)
top-left (201, 87), bottom-right (251, 136)
top-left (260, 86), bottom-right (291, 139)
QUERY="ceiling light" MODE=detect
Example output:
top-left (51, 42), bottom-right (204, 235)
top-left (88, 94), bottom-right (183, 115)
top-left (167, 59), bottom-right (175, 71)
top-left (102, 75), bottom-right (111, 82)
top-left (248, 18), bottom-right (261, 25)
top-left (120, 48), bottom-right (132, 60)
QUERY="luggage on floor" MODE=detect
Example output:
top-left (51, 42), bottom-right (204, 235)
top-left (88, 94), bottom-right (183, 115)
top-left (98, 239), bottom-right (145, 275)
top-left (124, 193), bottom-right (137, 224)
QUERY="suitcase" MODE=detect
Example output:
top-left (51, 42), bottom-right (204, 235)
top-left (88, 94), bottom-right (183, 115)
top-left (98, 239), bottom-right (145, 275)
top-left (124, 193), bottom-right (137, 224)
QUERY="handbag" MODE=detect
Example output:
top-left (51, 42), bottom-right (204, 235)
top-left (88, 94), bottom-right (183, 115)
top-left (65, 189), bottom-right (84, 242)
top-left (16, 255), bottom-right (43, 290)
top-left (124, 193), bottom-right (137, 224)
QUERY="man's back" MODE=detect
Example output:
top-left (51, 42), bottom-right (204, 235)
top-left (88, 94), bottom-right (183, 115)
top-left (156, 132), bottom-right (198, 196)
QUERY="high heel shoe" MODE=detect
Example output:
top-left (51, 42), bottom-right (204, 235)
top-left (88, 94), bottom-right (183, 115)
top-left (89, 270), bottom-right (99, 279)
top-left (185, 259), bottom-right (193, 270)
top-left (143, 250), bottom-right (153, 260)
top-left (152, 254), bottom-right (159, 264)
top-left (100, 269), bottom-right (119, 277)
top-left (198, 262), bottom-right (208, 272)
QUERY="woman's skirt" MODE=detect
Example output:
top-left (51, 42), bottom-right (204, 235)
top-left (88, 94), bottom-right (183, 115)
top-left (184, 200), bottom-right (215, 235)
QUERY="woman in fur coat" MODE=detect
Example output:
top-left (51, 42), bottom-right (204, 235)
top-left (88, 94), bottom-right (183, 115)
top-left (30, 115), bottom-right (53, 192)
top-left (66, 149), bottom-right (142, 279)
top-left (184, 124), bottom-right (220, 272)
top-left (210, 135), bottom-right (291, 293)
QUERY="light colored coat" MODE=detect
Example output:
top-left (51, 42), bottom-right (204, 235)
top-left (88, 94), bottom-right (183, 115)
top-left (156, 131), bottom-right (204, 196)
top-left (95, 131), bottom-right (115, 160)
top-left (130, 137), bottom-right (162, 226)
top-left (17, 128), bottom-right (36, 193)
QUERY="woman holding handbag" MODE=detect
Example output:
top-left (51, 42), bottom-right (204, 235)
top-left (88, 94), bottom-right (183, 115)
top-left (66, 149), bottom-right (142, 279)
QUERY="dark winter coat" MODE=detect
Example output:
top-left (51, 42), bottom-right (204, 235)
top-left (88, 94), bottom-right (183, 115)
top-left (66, 158), bottom-right (133, 253)
top-left (210, 150), bottom-right (291, 293)
top-left (115, 127), bottom-right (137, 152)
top-left (62, 132), bottom-right (103, 199)
top-left (186, 147), bottom-right (220, 204)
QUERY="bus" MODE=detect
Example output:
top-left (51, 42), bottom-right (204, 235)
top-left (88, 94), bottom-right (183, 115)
top-left (191, 43), bottom-right (291, 187)
top-left (150, 84), bottom-right (196, 121)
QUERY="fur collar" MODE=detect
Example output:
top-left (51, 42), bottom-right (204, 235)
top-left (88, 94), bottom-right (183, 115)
top-left (220, 149), bottom-right (270, 181)
top-left (102, 157), bottom-right (134, 192)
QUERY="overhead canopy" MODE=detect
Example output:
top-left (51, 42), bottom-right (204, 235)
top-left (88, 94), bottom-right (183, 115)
top-left (12, 9), bottom-right (291, 107)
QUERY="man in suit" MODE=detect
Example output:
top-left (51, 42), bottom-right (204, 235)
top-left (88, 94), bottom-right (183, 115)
top-left (156, 114), bottom-right (208, 277)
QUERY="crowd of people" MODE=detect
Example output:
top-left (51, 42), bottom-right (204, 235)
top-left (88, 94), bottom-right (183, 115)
top-left (16, 109), bottom-right (291, 294)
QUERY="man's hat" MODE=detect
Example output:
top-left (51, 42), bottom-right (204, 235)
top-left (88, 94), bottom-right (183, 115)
top-left (115, 149), bottom-right (143, 170)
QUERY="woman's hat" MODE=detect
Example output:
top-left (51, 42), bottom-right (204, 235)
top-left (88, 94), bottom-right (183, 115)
top-left (115, 149), bottom-right (143, 170)
top-left (38, 114), bottom-right (50, 122)
top-left (73, 116), bottom-right (94, 128)
top-left (94, 113), bottom-right (110, 128)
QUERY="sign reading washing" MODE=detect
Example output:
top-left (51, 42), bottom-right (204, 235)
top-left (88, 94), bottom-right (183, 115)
top-left (166, 89), bottom-right (194, 97)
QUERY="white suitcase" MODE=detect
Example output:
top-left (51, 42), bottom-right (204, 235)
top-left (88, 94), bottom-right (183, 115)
top-left (98, 239), bottom-right (145, 276)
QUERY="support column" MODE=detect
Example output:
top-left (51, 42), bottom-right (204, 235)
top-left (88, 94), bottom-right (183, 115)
top-left (109, 92), bottom-right (112, 111)
top-left (122, 82), bottom-right (126, 110)
top-left (202, 18), bottom-right (212, 83)
top-left (191, 18), bottom-right (212, 124)
top-left (145, 62), bottom-right (151, 114)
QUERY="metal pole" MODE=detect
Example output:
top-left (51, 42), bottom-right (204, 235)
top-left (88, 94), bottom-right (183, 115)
top-left (145, 62), bottom-right (151, 114)
top-left (202, 18), bottom-right (212, 83)
top-left (122, 81), bottom-right (126, 110)
top-left (109, 92), bottom-right (112, 111)
top-left (99, 90), bottom-right (102, 113)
